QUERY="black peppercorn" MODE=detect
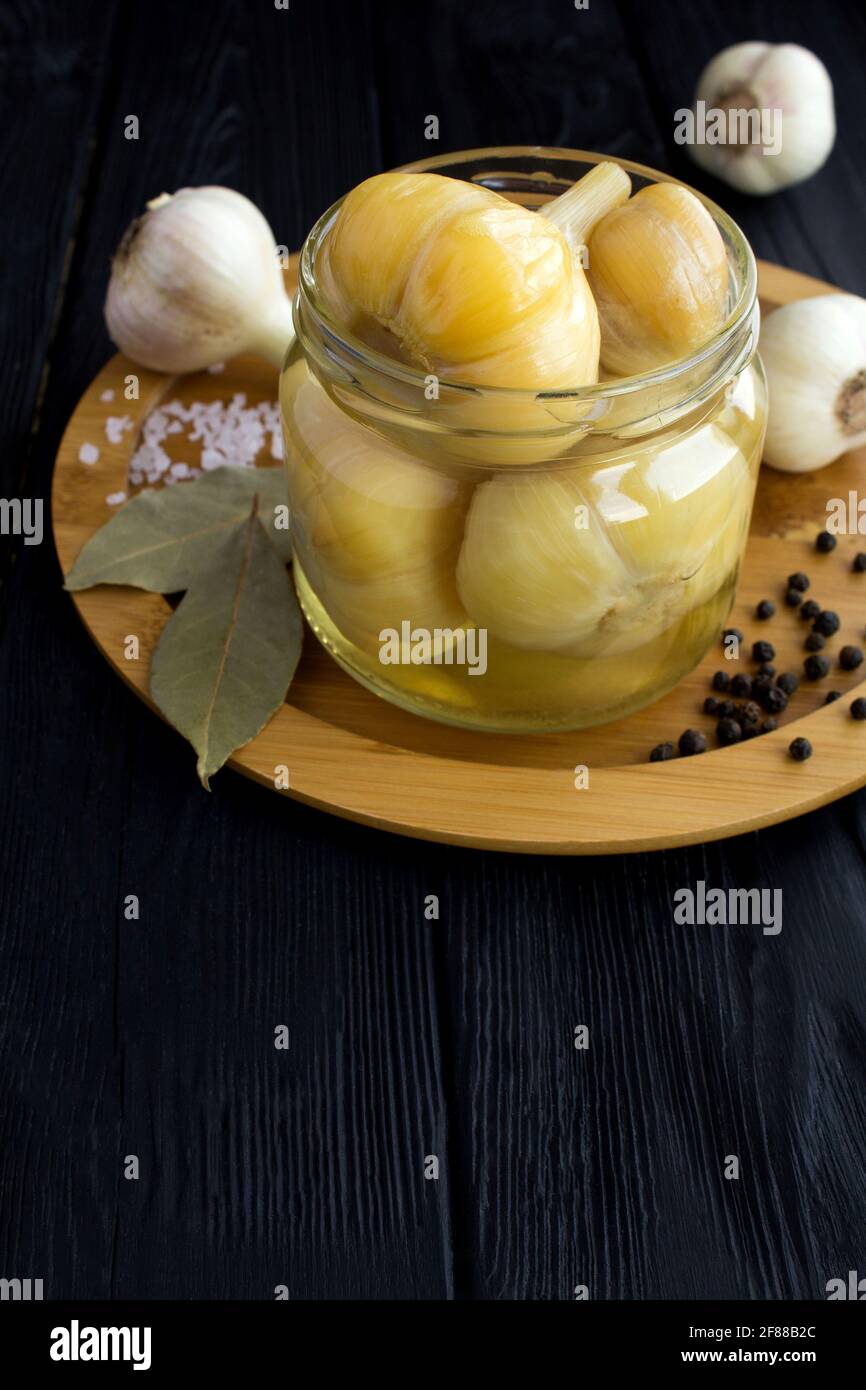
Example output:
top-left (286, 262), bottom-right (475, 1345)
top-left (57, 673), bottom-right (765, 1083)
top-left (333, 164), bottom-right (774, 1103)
top-left (718, 699), bottom-right (737, 717)
top-left (752, 674), bottom-right (773, 698)
top-left (703, 696), bottom-right (721, 715)
top-left (711, 670), bottom-right (731, 692)
top-left (752, 639), bottom-right (775, 664)
top-left (716, 717), bottom-right (742, 746)
top-left (824, 691), bottom-right (842, 704)
top-left (787, 572), bottom-right (810, 592)
top-left (678, 729), bottom-right (708, 756)
top-left (789, 736), bottom-right (813, 761)
top-left (739, 700), bottom-right (762, 725)
top-left (813, 610), bottom-right (840, 637)
top-left (731, 673), bottom-right (753, 698)
top-left (764, 686), bottom-right (788, 714)
top-left (650, 742), bottom-right (675, 761)
top-left (839, 645), bottom-right (864, 671)
top-left (804, 654), bottom-right (830, 680)
top-left (777, 671), bottom-right (799, 695)
top-left (853, 553), bottom-right (866, 573)
top-left (815, 531), bottom-right (837, 553)
top-left (756, 599), bottom-right (775, 620)
top-left (851, 698), bottom-right (866, 721)
top-left (761, 717), bottom-right (778, 733)
top-left (800, 599), bottom-right (821, 621)
top-left (784, 587), bottom-right (803, 607)
top-left (757, 663), bottom-right (776, 678)
top-left (805, 631), bottom-right (826, 652)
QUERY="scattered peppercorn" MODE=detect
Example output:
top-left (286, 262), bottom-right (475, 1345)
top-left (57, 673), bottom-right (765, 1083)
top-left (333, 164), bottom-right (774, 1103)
top-left (716, 717), bottom-right (742, 746)
top-left (752, 673), bottom-right (773, 698)
top-left (752, 640), bottom-right (775, 664)
top-left (813, 610), bottom-right (840, 637)
top-left (718, 699), bottom-right (737, 717)
top-left (824, 691), bottom-right (842, 704)
top-left (739, 700), bottom-right (762, 725)
top-left (805, 631), bottom-right (826, 652)
top-left (761, 718), bottom-right (778, 733)
top-left (851, 698), bottom-right (866, 721)
top-left (756, 599), bottom-right (775, 620)
top-left (731, 674), bottom-right (753, 698)
top-left (789, 737), bottom-right (813, 761)
top-left (650, 742), bottom-right (675, 761)
top-left (757, 663), bottom-right (776, 678)
top-left (815, 531), bottom-right (837, 553)
top-left (764, 687), bottom-right (789, 713)
top-left (805, 654), bottom-right (830, 680)
top-left (712, 670), bottom-right (731, 692)
top-left (788, 572), bottom-right (810, 592)
top-left (703, 696), bottom-right (720, 716)
top-left (777, 671), bottom-right (799, 695)
top-left (679, 729), bottom-right (708, 756)
top-left (742, 724), bottom-right (759, 739)
top-left (800, 600), bottom-right (821, 621)
top-left (853, 553), bottom-right (866, 573)
top-left (839, 645), bottom-right (864, 671)
top-left (784, 587), bottom-right (803, 607)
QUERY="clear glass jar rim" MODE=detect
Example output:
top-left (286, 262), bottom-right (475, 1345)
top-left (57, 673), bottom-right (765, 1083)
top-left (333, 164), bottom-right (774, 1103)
top-left (296, 145), bottom-right (758, 403)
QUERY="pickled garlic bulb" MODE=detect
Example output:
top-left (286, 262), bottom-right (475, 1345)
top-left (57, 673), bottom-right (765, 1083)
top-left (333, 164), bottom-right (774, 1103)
top-left (587, 183), bottom-right (729, 377)
top-left (324, 171), bottom-right (600, 391)
top-left (456, 424), bottom-right (750, 658)
top-left (281, 361), bottom-right (471, 651)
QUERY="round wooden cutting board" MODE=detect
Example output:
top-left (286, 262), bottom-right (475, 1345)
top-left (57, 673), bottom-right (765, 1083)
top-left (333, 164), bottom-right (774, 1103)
top-left (53, 259), bottom-right (866, 853)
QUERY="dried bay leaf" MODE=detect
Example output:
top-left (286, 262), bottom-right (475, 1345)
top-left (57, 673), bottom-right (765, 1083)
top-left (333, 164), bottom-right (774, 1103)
top-left (150, 498), bottom-right (303, 787)
top-left (65, 465), bottom-right (292, 592)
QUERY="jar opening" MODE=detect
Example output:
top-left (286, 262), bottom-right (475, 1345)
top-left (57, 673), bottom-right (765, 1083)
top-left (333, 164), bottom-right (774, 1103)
top-left (294, 146), bottom-right (759, 443)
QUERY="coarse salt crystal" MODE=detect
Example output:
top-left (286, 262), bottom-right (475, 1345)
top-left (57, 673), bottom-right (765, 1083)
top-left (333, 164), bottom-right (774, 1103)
top-left (126, 394), bottom-right (282, 491)
top-left (106, 491), bottom-right (127, 506)
top-left (105, 415), bottom-right (134, 444)
top-left (78, 443), bottom-right (100, 465)
top-left (100, 388), bottom-right (115, 402)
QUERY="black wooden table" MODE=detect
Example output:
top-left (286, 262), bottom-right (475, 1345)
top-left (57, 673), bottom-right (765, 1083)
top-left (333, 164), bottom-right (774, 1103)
top-left (2, 0), bottom-right (865, 1301)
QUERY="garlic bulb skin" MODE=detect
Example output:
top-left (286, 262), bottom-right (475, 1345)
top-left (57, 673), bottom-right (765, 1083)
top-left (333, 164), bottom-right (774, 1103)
top-left (688, 42), bottom-right (835, 195)
top-left (761, 294), bottom-right (866, 472)
top-left (105, 187), bottom-right (295, 371)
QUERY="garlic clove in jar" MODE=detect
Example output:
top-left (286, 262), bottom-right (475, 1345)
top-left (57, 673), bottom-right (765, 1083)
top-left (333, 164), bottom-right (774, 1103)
top-left (760, 294), bottom-right (866, 472)
top-left (105, 187), bottom-right (296, 371)
top-left (281, 361), bottom-right (471, 651)
top-left (586, 183), bottom-right (729, 377)
top-left (455, 423), bottom-right (749, 659)
top-left (687, 42), bottom-right (835, 196)
top-left (325, 171), bottom-right (600, 391)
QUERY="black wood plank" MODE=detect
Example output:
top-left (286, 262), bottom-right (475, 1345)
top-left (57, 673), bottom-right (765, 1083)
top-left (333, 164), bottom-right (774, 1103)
top-left (0, 0), bottom-right (120, 513)
top-left (370, 0), bottom-right (866, 1300)
top-left (617, 0), bottom-right (866, 295)
top-left (0, 0), bottom-right (452, 1299)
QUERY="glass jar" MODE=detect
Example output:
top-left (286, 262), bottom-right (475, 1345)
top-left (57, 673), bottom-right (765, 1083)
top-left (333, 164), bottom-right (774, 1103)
top-left (280, 148), bottom-right (765, 733)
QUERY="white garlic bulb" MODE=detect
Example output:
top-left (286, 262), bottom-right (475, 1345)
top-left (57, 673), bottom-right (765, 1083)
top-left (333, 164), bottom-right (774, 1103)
top-left (687, 42), bottom-right (835, 195)
top-left (105, 187), bottom-right (295, 371)
top-left (761, 294), bottom-right (866, 472)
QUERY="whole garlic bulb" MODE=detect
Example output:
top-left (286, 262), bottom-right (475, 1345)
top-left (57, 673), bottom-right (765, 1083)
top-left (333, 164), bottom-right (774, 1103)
top-left (687, 42), bottom-right (835, 195)
top-left (105, 187), bottom-right (295, 371)
top-left (761, 294), bottom-right (866, 472)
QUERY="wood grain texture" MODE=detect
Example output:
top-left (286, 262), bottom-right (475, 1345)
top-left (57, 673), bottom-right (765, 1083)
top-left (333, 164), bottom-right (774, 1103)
top-left (53, 260), bottom-right (866, 853)
top-left (2, 0), bottom-right (866, 1304)
top-left (0, 0), bottom-right (452, 1299)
